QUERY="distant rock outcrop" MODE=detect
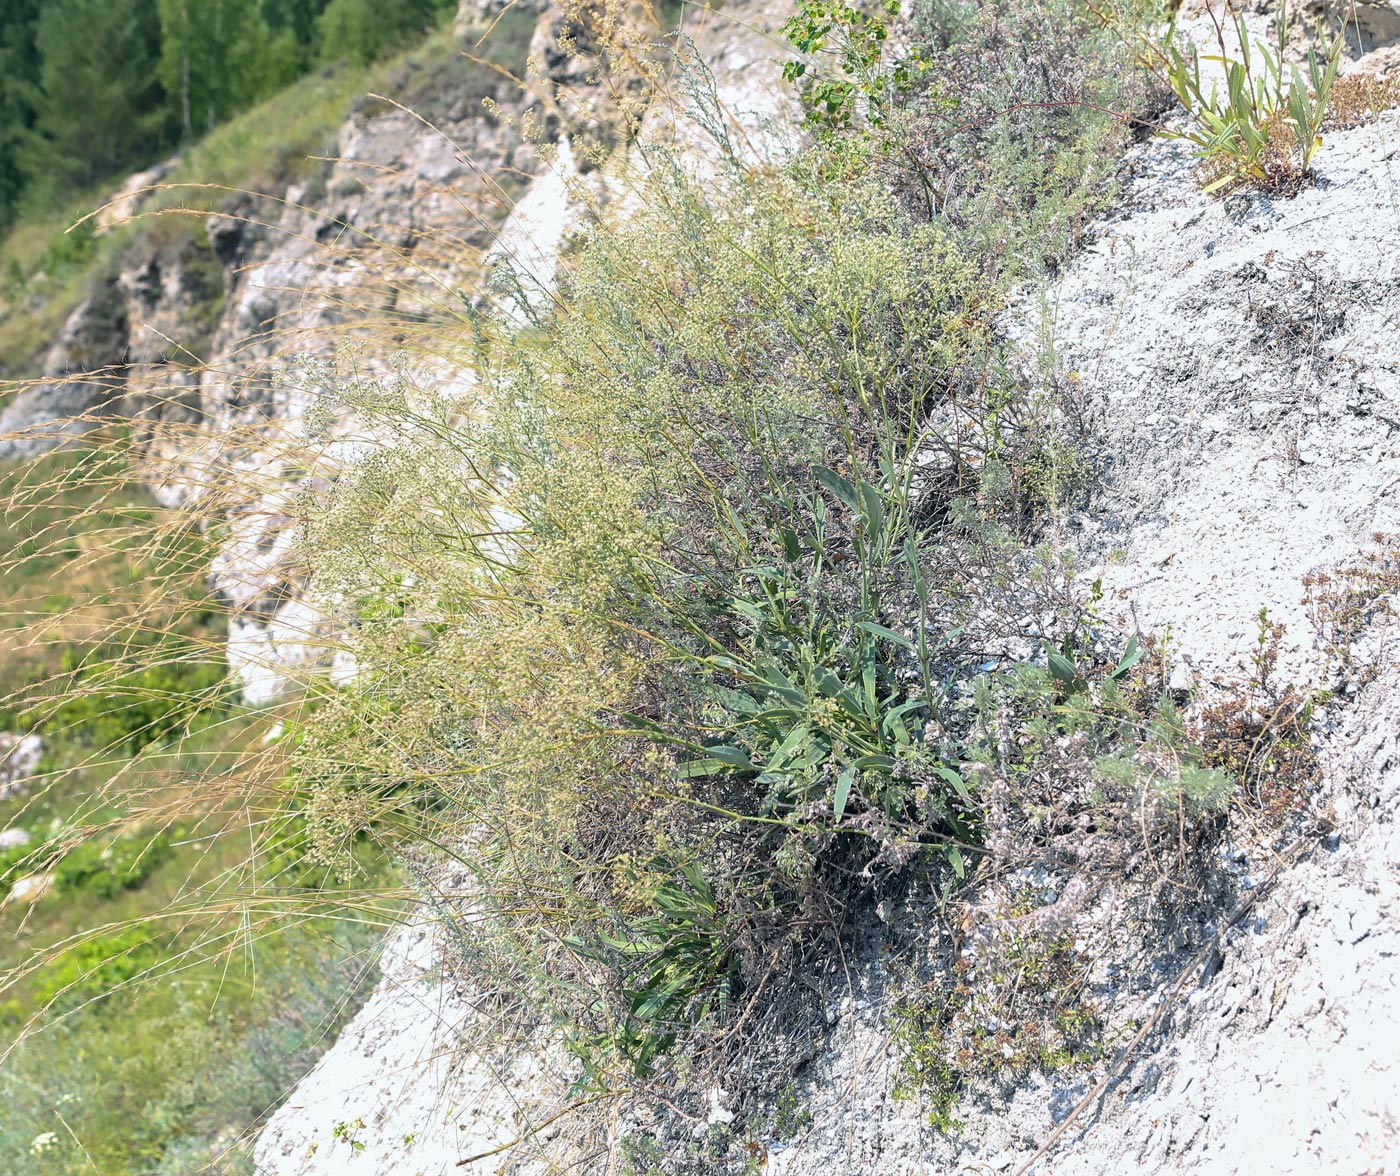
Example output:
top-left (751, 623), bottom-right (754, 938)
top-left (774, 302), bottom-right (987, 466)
top-left (0, 732), bottom-right (42, 801)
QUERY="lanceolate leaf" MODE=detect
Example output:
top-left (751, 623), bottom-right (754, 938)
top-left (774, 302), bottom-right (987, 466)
top-left (833, 765), bottom-right (856, 821)
top-left (949, 845), bottom-right (966, 880)
top-left (933, 764), bottom-right (972, 803)
top-left (1045, 642), bottom-right (1079, 685)
top-left (703, 745), bottom-right (755, 770)
top-left (855, 620), bottom-right (914, 649)
top-left (814, 465), bottom-right (859, 512)
top-left (1109, 635), bottom-right (1143, 681)
top-left (676, 744), bottom-right (755, 778)
top-left (764, 723), bottom-right (812, 774)
top-left (857, 479), bottom-right (886, 543)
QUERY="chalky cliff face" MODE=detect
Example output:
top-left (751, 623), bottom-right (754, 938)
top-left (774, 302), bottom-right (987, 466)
top-left (760, 94), bottom-right (1400, 1176)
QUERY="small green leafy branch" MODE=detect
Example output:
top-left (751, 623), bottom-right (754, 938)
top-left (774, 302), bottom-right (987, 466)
top-left (782, 0), bottom-right (928, 132)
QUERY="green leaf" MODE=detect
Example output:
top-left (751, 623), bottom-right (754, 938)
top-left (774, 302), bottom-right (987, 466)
top-left (562, 935), bottom-right (605, 961)
top-left (833, 765), bottom-right (856, 820)
top-left (755, 661), bottom-right (806, 704)
top-left (676, 757), bottom-right (726, 778)
top-left (720, 500), bottom-right (747, 547)
top-left (814, 466), bottom-right (859, 512)
top-left (793, 734), bottom-right (830, 768)
top-left (730, 598), bottom-right (766, 626)
top-left (681, 861), bottom-right (713, 902)
top-left (855, 620), bottom-right (914, 649)
top-left (949, 846), bottom-right (966, 879)
top-left (743, 563), bottom-right (785, 582)
top-left (933, 764), bottom-right (972, 802)
top-left (616, 711), bottom-right (672, 738)
top-left (861, 662), bottom-right (878, 717)
top-left (750, 704), bottom-right (803, 724)
top-left (705, 745), bottom-right (755, 770)
top-left (814, 672), bottom-right (867, 723)
top-left (1109, 635), bottom-right (1143, 681)
top-left (1201, 170), bottom-right (1241, 195)
top-left (903, 536), bottom-right (927, 599)
top-left (764, 723), bottom-right (811, 773)
top-left (1045, 642), bottom-right (1079, 685)
top-left (677, 745), bottom-right (755, 777)
top-left (857, 479), bottom-right (886, 543)
top-left (602, 933), bottom-right (649, 955)
top-left (700, 683), bottom-right (758, 711)
top-left (882, 696), bottom-right (927, 724)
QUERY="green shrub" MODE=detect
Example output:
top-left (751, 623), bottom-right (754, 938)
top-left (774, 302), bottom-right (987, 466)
top-left (273, 7), bottom-right (1210, 1117)
top-left (639, 463), bottom-right (978, 879)
top-left (32, 221), bottom-right (97, 282)
top-left (890, 910), bottom-right (1103, 1131)
top-left (965, 631), bottom-right (1235, 835)
top-left (870, 0), bottom-right (1154, 280)
top-left (290, 132), bottom-right (994, 1086)
top-left (43, 649), bottom-right (228, 757)
top-left (0, 5), bottom-right (1255, 1166)
top-left (31, 925), bottom-right (166, 1012)
top-left (565, 861), bottom-right (737, 1082)
top-left (51, 831), bottom-right (172, 900)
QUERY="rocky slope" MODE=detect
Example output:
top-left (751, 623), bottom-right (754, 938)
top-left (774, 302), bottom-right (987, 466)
top-left (755, 102), bottom-right (1400, 1176)
top-left (251, 40), bottom-right (1400, 1176)
top-left (0, 0), bottom-right (798, 708)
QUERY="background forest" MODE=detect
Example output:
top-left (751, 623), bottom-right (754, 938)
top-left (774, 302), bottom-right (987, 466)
top-left (0, 0), bottom-right (458, 231)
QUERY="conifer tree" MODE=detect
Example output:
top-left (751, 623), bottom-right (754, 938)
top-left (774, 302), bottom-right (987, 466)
top-left (0, 0), bottom-right (42, 228)
top-left (0, 0), bottom-right (436, 233)
top-left (27, 0), bottom-right (169, 189)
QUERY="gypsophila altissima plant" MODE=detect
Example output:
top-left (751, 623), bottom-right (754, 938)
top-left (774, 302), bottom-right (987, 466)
top-left (283, 112), bottom-right (999, 1089)
top-left (251, 14), bottom-right (1295, 1157)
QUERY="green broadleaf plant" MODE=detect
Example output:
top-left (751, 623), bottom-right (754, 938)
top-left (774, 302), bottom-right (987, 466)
top-left (1140, 0), bottom-right (1343, 193)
